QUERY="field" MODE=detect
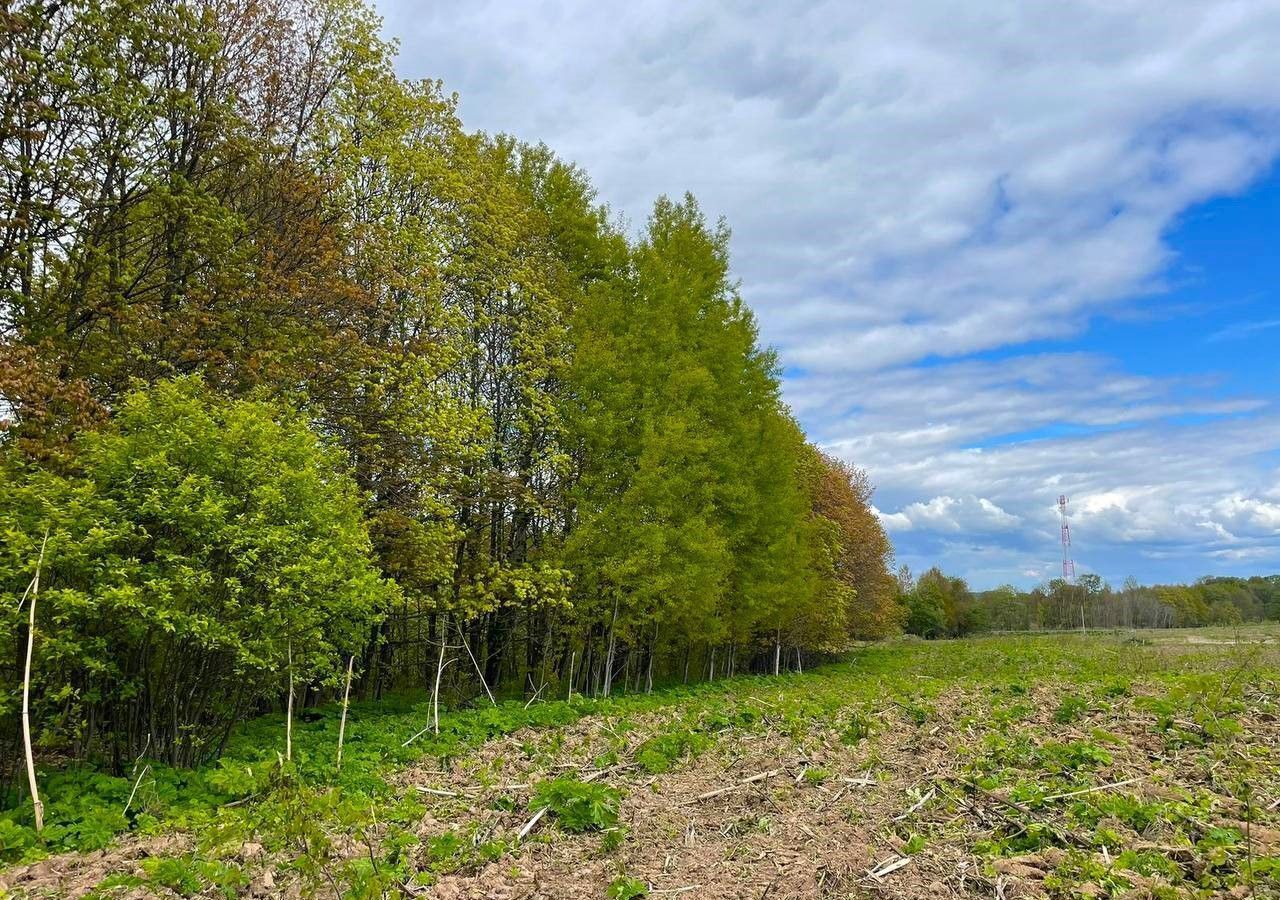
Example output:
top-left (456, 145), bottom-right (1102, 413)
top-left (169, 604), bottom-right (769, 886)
top-left (2, 627), bottom-right (1279, 899)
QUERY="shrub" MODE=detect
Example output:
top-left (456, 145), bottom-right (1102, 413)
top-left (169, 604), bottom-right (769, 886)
top-left (0, 378), bottom-right (396, 768)
top-left (1054, 695), bottom-right (1089, 724)
top-left (634, 729), bottom-right (709, 774)
top-left (607, 875), bottom-right (648, 899)
top-left (529, 777), bottom-right (620, 832)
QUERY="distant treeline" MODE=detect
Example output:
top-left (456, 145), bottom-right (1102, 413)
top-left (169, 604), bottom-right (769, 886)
top-left (0, 0), bottom-right (897, 779)
top-left (899, 567), bottom-right (1280, 638)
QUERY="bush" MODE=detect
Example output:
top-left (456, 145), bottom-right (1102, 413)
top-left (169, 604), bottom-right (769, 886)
top-left (904, 590), bottom-right (946, 639)
top-left (529, 777), bottom-right (620, 832)
top-left (0, 378), bottom-right (396, 769)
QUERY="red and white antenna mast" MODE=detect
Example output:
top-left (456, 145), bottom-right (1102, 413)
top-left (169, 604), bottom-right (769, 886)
top-left (1058, 494), bottom-right (1075, 584)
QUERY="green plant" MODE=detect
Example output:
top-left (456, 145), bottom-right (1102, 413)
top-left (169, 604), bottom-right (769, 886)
top-left (840, 710), bottom-right (873, 744)
top-left (599, 825), bottom-right (629, 854)
top-left (634, 729), bottom-right (710, 774)
top-left (0, 378), bottom-right (395, 768)
top-left (607, 875), bottom-right (648, 899)
top-left (134, 856), bottom-right (245, 899)
top-left (1054, 695), bottom-right (1089, 724)
top-left (530, 778), bottom-right (621, 832)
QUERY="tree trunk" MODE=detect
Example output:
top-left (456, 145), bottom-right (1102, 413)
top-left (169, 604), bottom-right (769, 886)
top-left (602, 597), bottom-right (619, 697)
top-left (285, 641), bottom-right (294, 761)
top-left (432, 628), bottom-right (447, 734)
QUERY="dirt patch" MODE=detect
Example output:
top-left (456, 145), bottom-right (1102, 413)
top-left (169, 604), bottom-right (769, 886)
top-left (0, 833), bottom-right (192, 898)
top-left (420, 689), bottom-right (998, 899)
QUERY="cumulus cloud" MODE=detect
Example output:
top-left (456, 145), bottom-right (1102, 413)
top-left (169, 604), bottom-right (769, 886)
top-left (877, 496), bottom-right (1021, 534)
top-left (374, 0), bottom-right (1280, 586)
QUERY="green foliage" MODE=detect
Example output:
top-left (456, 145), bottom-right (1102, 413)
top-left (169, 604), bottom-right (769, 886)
top-left (1053, 695), bottom-right (1090, 724)
top-left (1, 378), bottom-right (395, 764)
top-left (903, 568), bottom-right (973, 638)
top-left (2, 628), bottom-right (1276, 896)
top-left (1, 0), bottom-right (901, 789)
top-left (530, 778), bottom-right (621, 833)
top-left (840, 710), bottom-right (874, 745)
top-left (607, 875), bottom-right (649, 899)
top-left (634, 729), bottom-right (710, 774)
top-left (599, 825), bottom-right (629, 855)
top-left (964, 573), bottom-right (1280, 632)
top-left (902, 832), bottom-right (927, 854)
top-left (94, 856), bottom-right (246, 899)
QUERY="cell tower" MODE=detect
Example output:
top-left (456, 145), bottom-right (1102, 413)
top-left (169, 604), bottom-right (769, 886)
top-left (1058, 494), bottom-right (1075, 584)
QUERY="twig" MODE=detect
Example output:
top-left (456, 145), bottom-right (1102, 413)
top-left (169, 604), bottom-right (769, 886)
top-left (1042, 776), bottom-right (1143, 802)
top-left (337, 655), bottom-right (355, 771)
top-left (954, 779), bottom-right (1091, 848)
top-left (867, 855), bottom-right (912, 880)
top-left (402, 723), bottom-right (434, 748)
top-left (456, 623), bottom-right (495, 706)
top-left (517, 807), bottom-right (547, 841)
top-left (524, 678), bottom-right (547, 709)
top-left (21, 530), bottom-right (48, 831)
top-left (432, 637), bottom-right (447, 735)
top-left (415, 786), bottom-right (462, 798)
top-left (686, 768), bottom-right (784, 804)
top-left (123, 764), bottom-right (151, 817)
top-left (894, 788), bottom-right (936, 821)
top-left (285, 641), bottom-right (293, 762)
top-left (122, 733), bottom-right (152, 816)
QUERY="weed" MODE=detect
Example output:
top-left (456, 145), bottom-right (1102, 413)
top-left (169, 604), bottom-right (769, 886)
top-left (634, 729), bottom-right (710, 774)
top-left (599, 825), bottom-right (629, 854)
top-left (529, 778), bottom-right (621, 832)
top-left (840, 710), bottom-right (873, 744)
top-left (607, 874), bottom-right (648, 899)
top-left (1053, 695), bottom-right (1089, 724)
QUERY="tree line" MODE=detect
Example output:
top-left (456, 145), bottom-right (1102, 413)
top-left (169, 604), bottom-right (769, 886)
top-left (899, 567), bottom-right (1280, 638)
top-left (0, 0), bottom-right (898, 781)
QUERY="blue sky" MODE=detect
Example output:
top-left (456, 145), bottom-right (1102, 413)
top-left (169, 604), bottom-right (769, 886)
top-left (375, 0), bottom-right (1280, 589)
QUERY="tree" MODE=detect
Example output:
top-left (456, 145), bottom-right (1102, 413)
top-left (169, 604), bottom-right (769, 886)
top-left (806, 452), bottom-right (899, 640)
top-left (563, 196), bottom-right (742, 688)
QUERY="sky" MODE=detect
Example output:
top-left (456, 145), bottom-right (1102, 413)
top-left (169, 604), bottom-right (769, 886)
top-left (374, 0), bottom-right (1280, 590)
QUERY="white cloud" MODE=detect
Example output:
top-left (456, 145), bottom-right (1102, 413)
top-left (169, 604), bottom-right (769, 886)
top-left (1209, 318), bottom-right (1280, 341)
top-left (819, 353), bottom-right (1280, 584)
top-left (879, 495), bottom-right (1022, 534)
top-left (373, 0), bottom-right (1280, 586)
top-left (1211, 496), bottom-right (1280, 535)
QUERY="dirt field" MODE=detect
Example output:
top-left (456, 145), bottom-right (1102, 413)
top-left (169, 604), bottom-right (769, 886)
top-left (3, 629), bottom-right (1278, 898)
